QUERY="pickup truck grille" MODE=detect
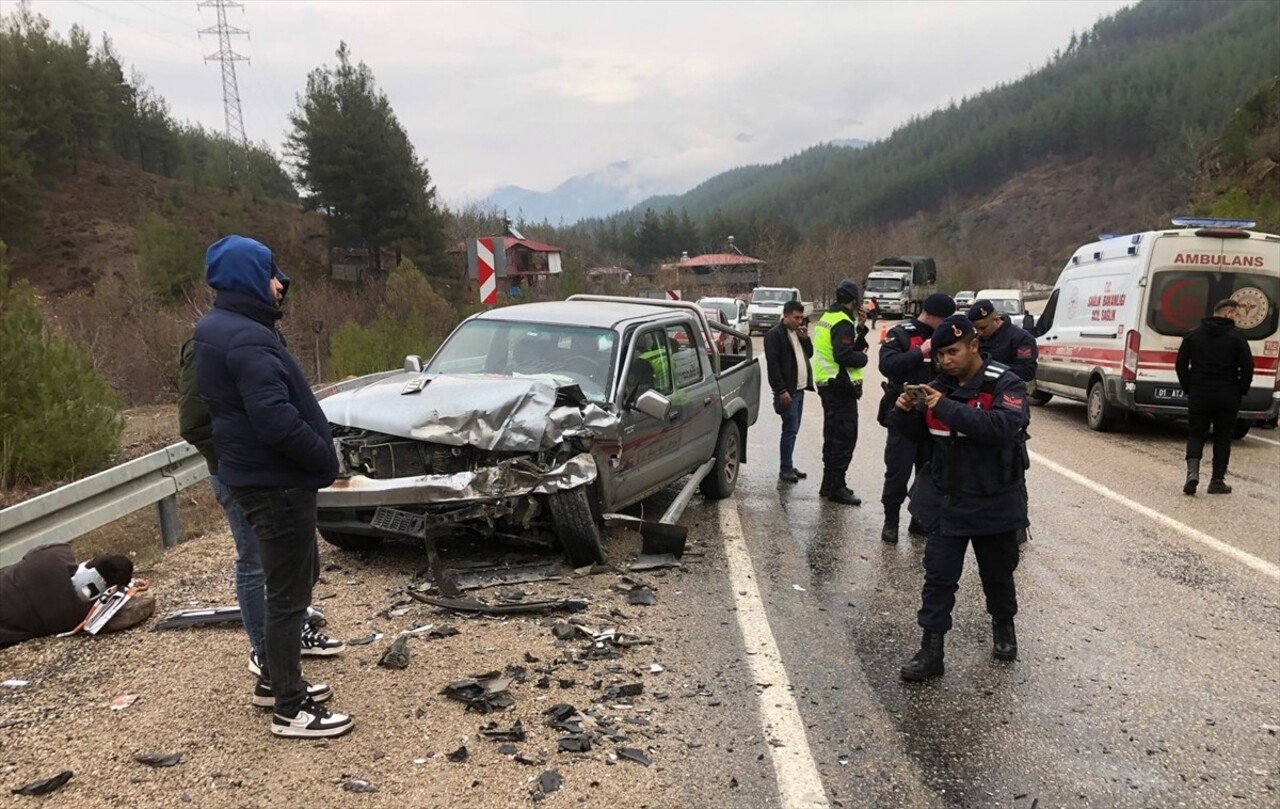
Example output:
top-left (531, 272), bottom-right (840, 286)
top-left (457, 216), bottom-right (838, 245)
top-left (333, 429), bottom-right (473, 478)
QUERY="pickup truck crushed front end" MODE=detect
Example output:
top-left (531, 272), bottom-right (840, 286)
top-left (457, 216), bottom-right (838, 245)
top-left (315, 373), bottom-right (619, 530)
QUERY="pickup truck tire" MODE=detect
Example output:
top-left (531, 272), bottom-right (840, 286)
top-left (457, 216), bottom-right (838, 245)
top-left (700, 420), bottom-right (742, 500)
top-left (548, 485), bottom-right (607, 566)
top-left (1231, 420), bottom-right (1252, 440)
top-left (319, 529), bottom-right (384, 553)
top-left (1086, 380), bottom-right (1115, 432)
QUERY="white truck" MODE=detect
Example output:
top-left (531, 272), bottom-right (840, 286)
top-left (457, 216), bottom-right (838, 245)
top-left (746, 286), bottom-right (814, 335)
top-left (864, 256), bottom-right (938, 318)
top-left (974, 287), bottom-right (1037, 332)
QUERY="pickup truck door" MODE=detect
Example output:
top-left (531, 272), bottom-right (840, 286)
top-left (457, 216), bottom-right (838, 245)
top-left (609, 326), bottom-right (689, 507)
top-left (663, 321), bottom-right (720, 471)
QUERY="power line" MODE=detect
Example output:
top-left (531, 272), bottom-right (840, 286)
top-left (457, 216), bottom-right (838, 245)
top-left (197, 0), bottom-right (249, 165)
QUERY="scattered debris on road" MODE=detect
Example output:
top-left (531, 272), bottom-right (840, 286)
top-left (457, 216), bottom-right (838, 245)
top-left (377, 635), bottom-right (411, 669)
top-left (133, 752), bottom-right (182, 768)
top-left (10, 771), bottom-right (73, 796)
top-left (341, 779), bottom-right (378, 793)
top-left (109, 694), bottom-right (139, 711)
top-left (441, 674), bottom-right (515, 713)
top-left (406, 592), bottom-right (589, 615)
top-left (478, 720), bottom-right (526, 742)
top-left (616, 747), bottom-right (652, 767)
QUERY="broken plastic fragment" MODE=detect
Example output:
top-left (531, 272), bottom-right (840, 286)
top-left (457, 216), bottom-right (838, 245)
top-left (616, 748), bottom-right (652, 767)
top-left (10, 771), bottom-right (73, 796)
top-left (558, 734), bottom-right (592, 753)
top-left (134, 752), bottom-right (183, 768)
top-left (538, 770), bottom-right (563, 794)
top-left (110, 694), bottom-right (139, 711)
top-left (447, 745), bottom-right (469, 763)
top-left (347, 632), bottom-right (382, 646)
top-left (342, 779), bottom-right (379, 793)
top-left (627, 586), bottom-right (657, 606)
top-left (1, 679), bottom-right (29, 689)
top-left (378, 636), bottom-right (412, 669)
top-left (478, 720), bottom-right (526, 742)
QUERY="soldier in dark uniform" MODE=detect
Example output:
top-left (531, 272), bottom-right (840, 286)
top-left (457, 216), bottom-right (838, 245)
top-left (876, 292), bottom-right (956, 543)
top-left (968, 299), bottom-right (1038, 544)
top-left (966, 299), bottom-right (1038, 382)
top-left (891, 315), bottom-right (1030, 681)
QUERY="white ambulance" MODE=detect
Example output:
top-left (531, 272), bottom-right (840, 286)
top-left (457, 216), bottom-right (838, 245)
top-left (1032, 218), bottom-right (1280, 437)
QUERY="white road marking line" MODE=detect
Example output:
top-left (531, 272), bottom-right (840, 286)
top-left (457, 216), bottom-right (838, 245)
top-left (1029, 450), bottom-right (1279, 580)
top-left (1246, 433), bottom-right (1280, 448)
top-left (718, 499), bottom-right (831, 809)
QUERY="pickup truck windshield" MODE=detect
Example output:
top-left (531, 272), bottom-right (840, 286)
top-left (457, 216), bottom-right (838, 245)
top-left (865, 278), bottom-right (905, 293)
top-left (751, 289), bottom-right (794, 304)
top-left (427, 320), bottom-right (617, 402)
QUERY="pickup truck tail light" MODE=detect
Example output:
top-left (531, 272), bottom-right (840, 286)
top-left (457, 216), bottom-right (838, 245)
top-left (1121, 329), bottom-right (1140, 381)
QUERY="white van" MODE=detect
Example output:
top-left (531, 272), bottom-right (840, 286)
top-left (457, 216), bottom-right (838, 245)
top-left (1033, 218), bottom-right (1280, 437)
top-left (974, 287), bottom-right (1036, 331)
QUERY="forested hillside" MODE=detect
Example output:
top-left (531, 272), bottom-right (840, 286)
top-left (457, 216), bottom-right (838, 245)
top-left (580, 0), bottom-right (1279, 277)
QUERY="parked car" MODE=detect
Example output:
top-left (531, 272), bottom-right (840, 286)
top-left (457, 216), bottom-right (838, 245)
top-left (697, 296), bottom-right (749, 332)
top-left (954, 289), bottom-right (975, 308)
top-left (313, 297), bottom-right (761, 565)
top-left (691, 305), bottom-right (745, 354)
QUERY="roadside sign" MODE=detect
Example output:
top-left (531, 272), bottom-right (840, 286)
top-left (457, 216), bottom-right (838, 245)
top-left (466, 237), bottom-right (507, 306)
top-left (666, 289), bottom-right (681, 300)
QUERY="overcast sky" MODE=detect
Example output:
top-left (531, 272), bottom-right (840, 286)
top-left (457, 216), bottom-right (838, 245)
top-left (29, 0), bottom-right (1132, 205)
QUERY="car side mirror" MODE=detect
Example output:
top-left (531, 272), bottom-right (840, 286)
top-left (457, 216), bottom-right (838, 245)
top-left (404, 355), bottom-right (423, 373)
top-left (631, 389), bottom-right (672, 421)
top-left (1022, 314), bottom-right (1035, 332)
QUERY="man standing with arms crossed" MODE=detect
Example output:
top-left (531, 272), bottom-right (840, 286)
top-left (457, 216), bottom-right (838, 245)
top-left (1176, 298), bottom-right (1254, 495)
top-left (811, 279), bottom-right (871, 505)
top-left (892, 315), bottom-right (1030, 681)
top-left (194, 235), bottom-right (354, 738)
top-left (765, 301), bottom-right (814, 483)
top-left (876, 292), bottom-right (956, 543)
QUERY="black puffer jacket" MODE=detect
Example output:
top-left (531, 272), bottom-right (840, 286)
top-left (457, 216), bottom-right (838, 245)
top-left (1175, 316), bottom-right (1254, 398)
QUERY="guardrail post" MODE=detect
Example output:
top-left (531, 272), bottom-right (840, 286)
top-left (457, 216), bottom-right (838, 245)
top-left (156, 495), bottom-right (181, 549)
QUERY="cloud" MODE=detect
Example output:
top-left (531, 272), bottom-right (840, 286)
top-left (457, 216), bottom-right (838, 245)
top-left (28, 0), bottom-right (1134, 205)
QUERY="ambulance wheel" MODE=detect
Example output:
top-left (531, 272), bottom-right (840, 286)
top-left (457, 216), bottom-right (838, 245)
top-left (1231, 421), bottom-right (1251, 440)
top-left (1086, 381), bottom-right (1114, 432)
top-left (1030, 390), bottom-right (1053, 406)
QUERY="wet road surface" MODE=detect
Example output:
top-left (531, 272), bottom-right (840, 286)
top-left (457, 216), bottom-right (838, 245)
top-left (663, 336), bottom-right (1279, 808)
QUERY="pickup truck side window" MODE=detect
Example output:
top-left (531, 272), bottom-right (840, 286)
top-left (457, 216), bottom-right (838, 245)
top-left (665, 324), bottom-right (705, 389)
top-left (628, 329), bottom-right (674, 398)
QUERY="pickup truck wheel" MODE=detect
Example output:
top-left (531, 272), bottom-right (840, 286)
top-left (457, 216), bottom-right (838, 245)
top-left (1030, 390), bottom-right (1053, 406)
top-left (1086, 381), bottom-right (1114, 432)
top-left (700, 421), bottom-right (741, 500)
top-left (548, 486), bottom-right (607, 566)
top-left (1231, 420), bottom-right (1252, 440)
top-left (319, 529), bottom-right (384, 553)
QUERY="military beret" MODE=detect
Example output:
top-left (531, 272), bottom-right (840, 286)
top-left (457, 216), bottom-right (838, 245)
top-left (922, 293), bottom-right (957, 317)
top-left (932, 314), bottom-right (978, 350)
top-left (966, 299), bottom-right (996, 322)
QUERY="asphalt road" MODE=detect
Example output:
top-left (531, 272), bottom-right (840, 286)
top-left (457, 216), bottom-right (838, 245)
top-left (658, 333), bottom-right (1279, 808)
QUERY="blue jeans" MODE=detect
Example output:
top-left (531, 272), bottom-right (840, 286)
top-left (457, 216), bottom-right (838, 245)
top-left (777, 390), bottom-right (805, 472)
top-left (209, 475), bottom-right (266, 663)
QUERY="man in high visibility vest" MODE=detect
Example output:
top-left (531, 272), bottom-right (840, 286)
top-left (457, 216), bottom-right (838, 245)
top-left (812, 278), bottom-right (871, 505)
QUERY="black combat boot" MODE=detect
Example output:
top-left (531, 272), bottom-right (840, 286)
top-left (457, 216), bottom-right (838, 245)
top-left (907, 517), bottom-right (928, 538)
top-left (1183, 459), bottom-right (1199, 495)
top-left (900, 630), bottom-right (945, 681)
top-left (1206, 478), bottom-right (1232, 494)
top-left (880, 504), bottom-right (900, 544)
top-left (818, 469), bottom-right (834, 498)
top-left (992, 620), bottom-right (1017, 661)
top-left (827, 486), bottom-right (862, 506)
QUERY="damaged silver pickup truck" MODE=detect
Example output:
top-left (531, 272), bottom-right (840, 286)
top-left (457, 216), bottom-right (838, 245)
top-left (313, 296), bottom-right (760, 565)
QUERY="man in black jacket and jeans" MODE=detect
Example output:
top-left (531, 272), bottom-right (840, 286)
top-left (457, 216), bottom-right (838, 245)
top-left (764, 301), bottom-right (814, 483)
top-left (194, 235), bottom-right (353, 739)
top-left (1176, 298), bottom-right (1255, 495)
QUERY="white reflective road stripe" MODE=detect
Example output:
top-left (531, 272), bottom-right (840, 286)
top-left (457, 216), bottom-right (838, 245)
top-left (1246, 433), bottom-right (1280, 448)
top-left (1030, 450), bottom-right (1279, 580)
top-left (718, 500), bottom-right (830, 809)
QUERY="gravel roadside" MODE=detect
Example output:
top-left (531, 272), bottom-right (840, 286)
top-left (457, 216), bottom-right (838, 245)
top-left (0, 522), bottom-right (731, 809)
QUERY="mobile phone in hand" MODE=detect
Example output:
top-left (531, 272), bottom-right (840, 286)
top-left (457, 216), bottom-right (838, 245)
top-left (903, 384), bottom-right (927, 403)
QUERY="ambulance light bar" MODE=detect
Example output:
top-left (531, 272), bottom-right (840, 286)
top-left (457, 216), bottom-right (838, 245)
top-left (1171, 217), bottom-right (1256, 229)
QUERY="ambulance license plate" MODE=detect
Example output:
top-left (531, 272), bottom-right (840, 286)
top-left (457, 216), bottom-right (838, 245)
top-left (1154, 387), bottom-right (1186, 402)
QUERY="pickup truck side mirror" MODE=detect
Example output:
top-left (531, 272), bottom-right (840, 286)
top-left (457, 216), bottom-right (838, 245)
top-left (631, 389), bottom-right (672, 422)
top-left (404, 355), bottom-right (423, 373)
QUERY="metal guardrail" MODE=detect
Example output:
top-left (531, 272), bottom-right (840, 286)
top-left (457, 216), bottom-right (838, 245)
top-left (0, 442), bottom-right (209, 567)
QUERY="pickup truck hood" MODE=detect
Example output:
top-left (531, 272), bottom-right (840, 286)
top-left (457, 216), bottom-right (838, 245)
top-left (319, 372), bottom-right (619, 453)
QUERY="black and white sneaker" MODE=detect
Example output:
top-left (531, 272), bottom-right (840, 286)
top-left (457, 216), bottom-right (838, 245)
top-left (248, 650), bottom-right (263, 677)
top-left (271, 697), bottom-right (354, 739)
top-left (301, 627), bottom-right (346, 657)
top-left (252, 679), bottom-right (333, 708)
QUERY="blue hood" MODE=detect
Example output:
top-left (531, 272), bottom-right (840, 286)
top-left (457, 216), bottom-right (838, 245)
top-left (205, 235), bottom-right (289, 305)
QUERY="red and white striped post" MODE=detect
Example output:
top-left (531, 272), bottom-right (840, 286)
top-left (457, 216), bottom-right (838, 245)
top-left (477, 237), bottom-right (498, 306)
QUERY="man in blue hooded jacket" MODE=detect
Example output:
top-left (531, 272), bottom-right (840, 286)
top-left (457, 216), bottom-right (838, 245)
top-left (193, 235), bottom-right (353, 738)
